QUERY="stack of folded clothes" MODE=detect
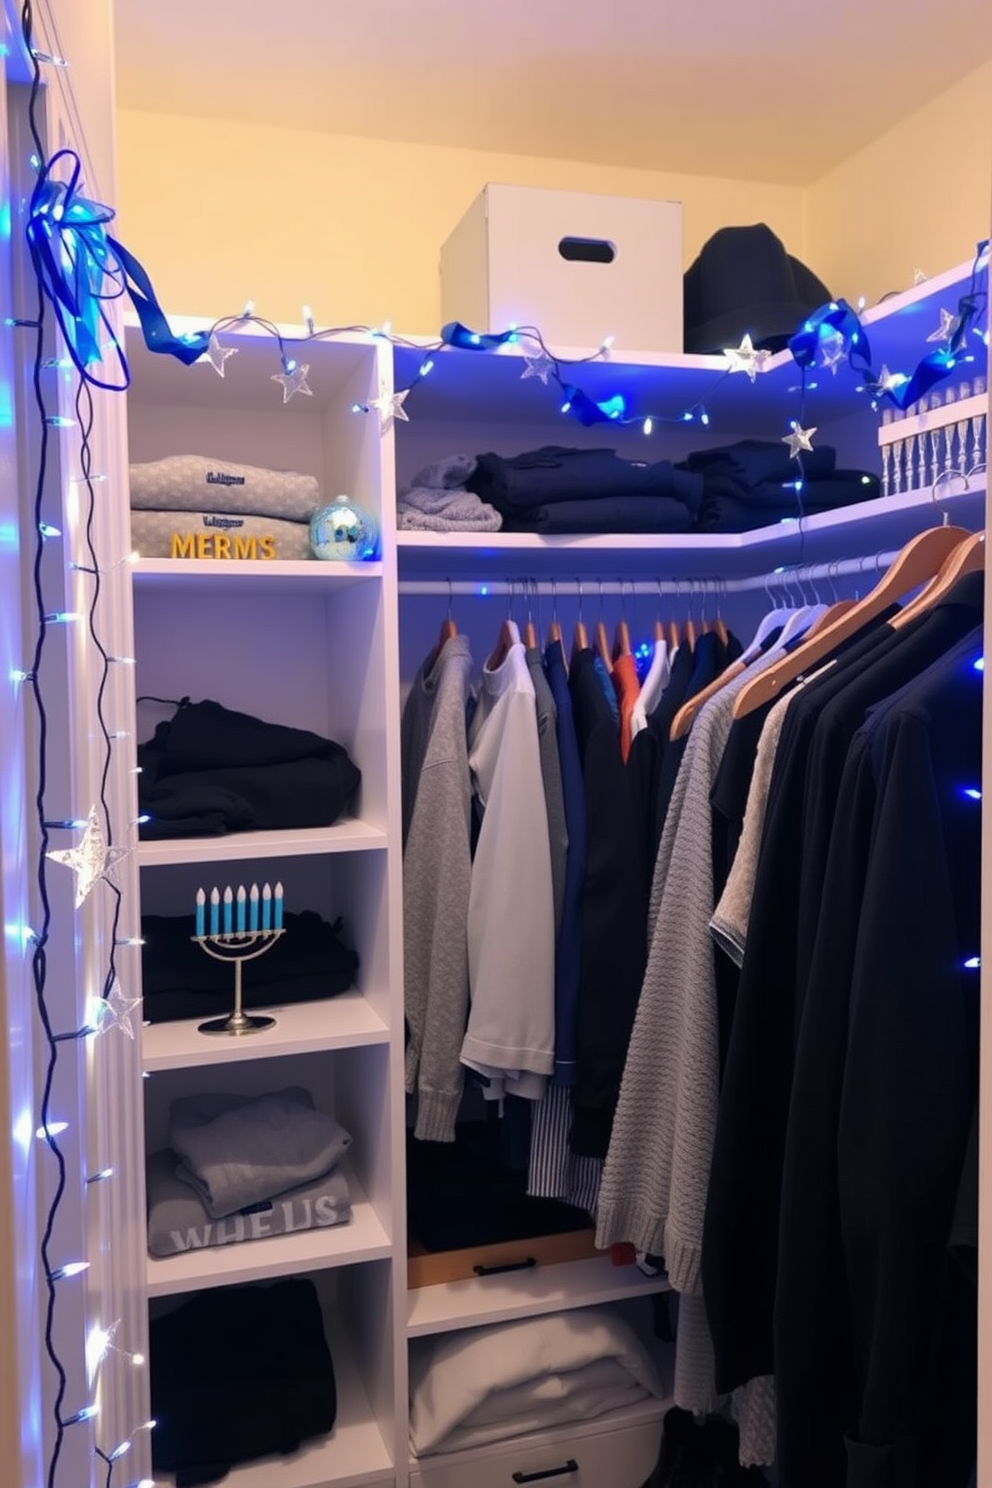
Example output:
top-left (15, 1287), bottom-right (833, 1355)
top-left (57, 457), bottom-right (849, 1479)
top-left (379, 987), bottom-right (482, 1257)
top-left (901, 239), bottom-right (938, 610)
top-left (137, 698), bottom-right (361, 839)
top-left (408, 1308), bottom-right (665, 1455)
top-left (454, 441), bottom-right (881, 535)
top-left (151, 1277), bottom-right (337, 1485)
top-left (407, 1119), bottom-right (591, 1252)
top-left (677, 439), bottom-right (881, 532)
top-left (146, 1085), bottom-right (353, 1257)
top-left (141, 908), bottom-right (359, 1024)
top-left (397, 454), bottom-right (502, 532)
top-left (466, 445), bottom-right (704, 534)
top-left (130, 454), bottom-right (320, 560)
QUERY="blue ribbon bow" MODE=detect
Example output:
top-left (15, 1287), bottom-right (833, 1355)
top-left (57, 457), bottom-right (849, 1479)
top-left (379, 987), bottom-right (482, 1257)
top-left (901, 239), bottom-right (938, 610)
top-left (25, 150), bottom-right (210, 391)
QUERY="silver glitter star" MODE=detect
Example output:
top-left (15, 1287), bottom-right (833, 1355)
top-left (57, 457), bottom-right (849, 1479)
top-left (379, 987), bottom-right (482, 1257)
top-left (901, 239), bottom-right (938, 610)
top-left (89, 979), bottom-right (141, 1041)
top-left (723, 333), bottom-right (770, 383)
top-left (271, 361), bottom-right (313, 403)
top-left (199, 334), bottom-right (238, 377)
top-left (520, 352), bottom-right (554, 385)
top-left (926, 308), bottom-right (962, 346)
top-left (818, 330), bottom-right (847, 375)
top-left (873, 365), bottom-right (909, 395)
top-left (369, 389), bottom-right (410, 426)
top-left (782, 421), bottom-right (817, 459)
top-left (47, 808), bottom-right (131, 908)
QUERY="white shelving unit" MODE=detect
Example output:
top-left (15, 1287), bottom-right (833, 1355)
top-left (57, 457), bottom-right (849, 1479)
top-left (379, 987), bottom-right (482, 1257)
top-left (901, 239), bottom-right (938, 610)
top-left (105, 259), bottom-right (987, 1488)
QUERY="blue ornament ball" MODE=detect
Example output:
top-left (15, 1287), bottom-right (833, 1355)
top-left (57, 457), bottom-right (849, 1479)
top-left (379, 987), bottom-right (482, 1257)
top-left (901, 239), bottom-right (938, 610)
top-left (310, 495), bottom-right (379, 562)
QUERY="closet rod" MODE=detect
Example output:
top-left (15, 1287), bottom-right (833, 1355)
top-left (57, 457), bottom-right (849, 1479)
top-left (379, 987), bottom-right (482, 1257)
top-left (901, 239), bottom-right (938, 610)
top-left (397, 551), bottom-right (900, 599)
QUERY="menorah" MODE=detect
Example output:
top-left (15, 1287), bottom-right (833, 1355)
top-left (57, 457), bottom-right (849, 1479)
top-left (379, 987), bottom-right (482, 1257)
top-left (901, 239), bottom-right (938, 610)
top-left (192, 880), bottom-right (284, 1037)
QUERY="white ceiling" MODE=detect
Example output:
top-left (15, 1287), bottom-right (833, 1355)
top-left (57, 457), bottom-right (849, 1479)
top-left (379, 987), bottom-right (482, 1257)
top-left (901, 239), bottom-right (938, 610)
top-left (113, 0), bottom-right (992, 185)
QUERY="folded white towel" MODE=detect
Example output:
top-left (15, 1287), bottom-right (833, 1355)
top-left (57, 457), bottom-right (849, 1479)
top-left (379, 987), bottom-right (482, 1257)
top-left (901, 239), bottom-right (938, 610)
top-left (409, 1308), bottom-right (664, 1455)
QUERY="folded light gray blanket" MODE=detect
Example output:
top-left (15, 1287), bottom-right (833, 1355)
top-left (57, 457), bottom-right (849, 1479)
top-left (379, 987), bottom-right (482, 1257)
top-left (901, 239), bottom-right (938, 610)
top-left (129, 454), bottom-right (321, 522)
top-left (169, 1086), bottom-right (352, 1219)
top-left (146, 1148), bottom-right (352, 1257)
top-left (130, 508), bottom-right (313, 561)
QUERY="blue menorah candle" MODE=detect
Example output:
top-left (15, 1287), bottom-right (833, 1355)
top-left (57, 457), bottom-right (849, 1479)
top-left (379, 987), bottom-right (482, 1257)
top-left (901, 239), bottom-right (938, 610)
top-left (195, 887), bottom-right (206, 938)
top-left (249, 882), bottom-right (259, 932)
top-left (236, 884), bottom-right (247, 934)
top-left (274, 881), bottom-right (284, 931)
top-left (209, 887), bottom-right (220, 936)
top-left (223, 886), bottom-right (233, 935)
top-left (261, 882), bottom-right (272, 932)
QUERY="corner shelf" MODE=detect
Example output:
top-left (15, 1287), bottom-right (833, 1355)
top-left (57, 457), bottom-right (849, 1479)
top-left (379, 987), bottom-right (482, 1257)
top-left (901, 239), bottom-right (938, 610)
top-left (395, 482), bottom-right (986, 581)
top-left (146, 1167), bottom-right (391, 1297)
top-left (142, 989), bottom-right (390, 1071)
top-left (406, 1255), bottom-right (670, 1339)
top-left (137, 820), bottom-right (389, 867)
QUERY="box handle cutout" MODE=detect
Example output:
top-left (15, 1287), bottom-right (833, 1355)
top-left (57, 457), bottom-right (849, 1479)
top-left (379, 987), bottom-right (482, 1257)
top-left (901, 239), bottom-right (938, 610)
top-left (558, 236), bottom-right (616, 265)
top-left (473, 1256), bottom-right (537, 1277)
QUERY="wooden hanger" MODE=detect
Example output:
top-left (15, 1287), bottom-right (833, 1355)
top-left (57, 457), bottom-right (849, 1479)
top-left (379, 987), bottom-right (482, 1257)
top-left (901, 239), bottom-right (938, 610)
top-left (594, 582), bottom-right (612, 671)
top-left (546, 579), bottom-right (563, 648)
top-left (732, 524), bottom-right (971, 718)
top-left (572, 579), bottom-right (589, 660)
top-left (487, 584), bottom-right (521, 671)
top-left (425, 580), bottom-right (457, 671)
top-left (613, 583), bottom-right (632, 661)
top-left (670, 654), bottom-right (747, 739)
top-left (889, 529), bottom-right (985, 630)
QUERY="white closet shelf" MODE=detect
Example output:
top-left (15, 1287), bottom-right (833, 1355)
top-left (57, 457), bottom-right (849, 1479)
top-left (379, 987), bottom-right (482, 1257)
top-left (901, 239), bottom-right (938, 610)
top-left (407, 1256), bottom-right (671, 1338)
top-left (393, 258), bottom-right (984, 428)
top-left (132, 558), bottom-right (383, 592)
top-left (394, 482), bottom-right (987, 580)
top-left (137, 820), bottom-right (388, 867)
top-left (152, 1318), bottom-right (393, 1488)
top-left (146, 1168), bottom-right (391, 1296)
top-left (142, 989), bottom-right (390, 1071)
top-left (123, 315), bottom-right (376, 416)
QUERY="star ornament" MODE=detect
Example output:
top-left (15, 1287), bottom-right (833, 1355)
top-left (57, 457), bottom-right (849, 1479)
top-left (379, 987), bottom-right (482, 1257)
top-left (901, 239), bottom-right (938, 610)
top-left (926, 308), bottom-right (962, 347)
top-left (369, 389), bottom-right (410, 427)
top-left (818, 330), bottom-right (847, 375)
top-left (782, 421), bottom-right (817, 459)
top-left (723, 333), bottom-right (770, 383)
top-left (271, 360), bottom-right (312, 403)
top-left (87, 979), bottom-right (141, 1041)
top-left (872, 365), bottom-right (910, 396)
top-left (199, 333), bottom-right (238, 377)
top-left (47, 807), bottom-right (131, 908)
top-left (520, 351), bottom-right (554, 386)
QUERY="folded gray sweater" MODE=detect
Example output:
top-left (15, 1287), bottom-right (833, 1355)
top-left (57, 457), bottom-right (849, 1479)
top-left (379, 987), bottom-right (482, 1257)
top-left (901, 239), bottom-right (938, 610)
top-left (169, 1086), bottom-right (352, 1219)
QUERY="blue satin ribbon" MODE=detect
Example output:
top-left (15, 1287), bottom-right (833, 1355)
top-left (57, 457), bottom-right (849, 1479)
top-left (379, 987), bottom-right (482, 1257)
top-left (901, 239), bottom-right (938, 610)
top-left (788, 298), bottom-right (872, 374)
top-left (25, 150), bottom-right (210, 391)
top-left (559, 384), bottom-right (614, 425)
top-left (440, 321), bottom-right (518, 351)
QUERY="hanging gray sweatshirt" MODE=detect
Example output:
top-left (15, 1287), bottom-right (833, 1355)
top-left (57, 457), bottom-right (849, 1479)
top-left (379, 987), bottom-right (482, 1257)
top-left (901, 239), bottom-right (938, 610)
top-left (402, 635), bottom-right (474, 1142)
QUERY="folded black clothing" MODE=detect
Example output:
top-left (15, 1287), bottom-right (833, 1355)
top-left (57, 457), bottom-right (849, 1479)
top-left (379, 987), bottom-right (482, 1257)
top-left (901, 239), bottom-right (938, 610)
top-left (467, 445), bottom-right (703, 516)
top-left (681, 437), bottom-right (838, 487)
top-left (504, 493), bottom-right (695, 535)
top-left (693, 471), bottom-right (881, 532)
top-left (141, 909), bottom-right (358, 1023)
top-left (407, 1119), bottom-right (591, 1252)
top-left (150, 1278), bottom-right (336, 1487)
top-left (138, 699), bottom-right (360, 839)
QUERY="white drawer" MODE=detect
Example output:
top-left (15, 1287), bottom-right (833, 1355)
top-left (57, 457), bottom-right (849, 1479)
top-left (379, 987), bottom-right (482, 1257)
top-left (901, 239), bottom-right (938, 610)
top-left (410, 1406), bottom-right (664, 1488)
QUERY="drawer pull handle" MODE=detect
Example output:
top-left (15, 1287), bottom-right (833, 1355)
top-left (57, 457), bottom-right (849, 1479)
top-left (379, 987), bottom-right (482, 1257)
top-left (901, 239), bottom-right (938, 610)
top-left (512, 1460), bottom-right (579, 1483)
top-left (473, 1256), bottom-right (537, 1277)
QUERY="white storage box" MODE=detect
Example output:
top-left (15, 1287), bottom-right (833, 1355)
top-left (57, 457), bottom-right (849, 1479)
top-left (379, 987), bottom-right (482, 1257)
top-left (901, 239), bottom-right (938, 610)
top-left (440, 183), bottom-right (683, 354)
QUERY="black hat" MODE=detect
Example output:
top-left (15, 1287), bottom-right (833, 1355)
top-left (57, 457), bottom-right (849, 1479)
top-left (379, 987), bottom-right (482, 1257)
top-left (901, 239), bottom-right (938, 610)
top-left (683, 223), bottom-right (833, 355)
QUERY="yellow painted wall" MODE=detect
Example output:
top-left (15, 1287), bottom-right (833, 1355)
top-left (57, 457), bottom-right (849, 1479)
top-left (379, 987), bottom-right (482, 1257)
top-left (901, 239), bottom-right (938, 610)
top-left (807, 60), bottom-right (992, 306)
top-left (115, 109), bottom-right (807, 333)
